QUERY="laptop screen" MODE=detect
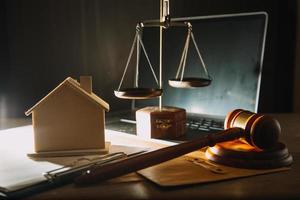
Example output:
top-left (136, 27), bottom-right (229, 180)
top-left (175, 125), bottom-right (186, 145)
top-left (132, 12), bottom-right (267, 118)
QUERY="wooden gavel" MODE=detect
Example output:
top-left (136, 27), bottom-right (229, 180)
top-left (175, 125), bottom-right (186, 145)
top-left (75, 109), bottom-right (281, 185)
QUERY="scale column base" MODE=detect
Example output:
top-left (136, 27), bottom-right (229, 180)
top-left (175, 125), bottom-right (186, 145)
top-left (136, 106), bottom-right (186, 139)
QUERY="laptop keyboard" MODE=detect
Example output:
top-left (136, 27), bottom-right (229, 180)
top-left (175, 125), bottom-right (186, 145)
top-left (106, 111), bottom-right (225, 136)
top-left (186, 118), bottom-right (224, 132)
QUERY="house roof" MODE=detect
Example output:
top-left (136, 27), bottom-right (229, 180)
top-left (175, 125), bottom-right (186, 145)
top-left (25, 77), bottom-right (110, 116)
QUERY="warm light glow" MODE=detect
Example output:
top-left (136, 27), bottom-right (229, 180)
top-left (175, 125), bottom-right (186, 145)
top-left (217, 139), bottom-right (262, 152)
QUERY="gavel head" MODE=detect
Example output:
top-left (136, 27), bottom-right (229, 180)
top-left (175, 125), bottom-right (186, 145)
top-left (224, 109), bottom-right (281, 150)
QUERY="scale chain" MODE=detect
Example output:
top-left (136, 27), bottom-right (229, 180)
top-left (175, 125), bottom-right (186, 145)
top-left (180, 30), bottom-right (191, 81)
top-left (138, 33), bottom-right (159, 85)
top-left (135, 33), bottom-right (140, 88)
top-left (191, 32), bottom-right (210, 78)
top-left (175, 29), bottom-right (191, 79)
top-left (117, 32), bottom-right (138, 91)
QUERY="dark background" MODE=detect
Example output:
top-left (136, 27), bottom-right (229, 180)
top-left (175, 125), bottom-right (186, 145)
top-left (0, 0), bottom-right (297, 117)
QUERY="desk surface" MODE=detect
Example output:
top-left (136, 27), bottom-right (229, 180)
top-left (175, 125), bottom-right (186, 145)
top-left (0, 114), bottom-right (300, 200)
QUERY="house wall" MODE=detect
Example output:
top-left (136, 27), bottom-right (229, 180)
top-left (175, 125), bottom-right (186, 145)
top-left (0, 0), bottom-right (297, 117)
top-left (32, 85), bottom-right (105, 152)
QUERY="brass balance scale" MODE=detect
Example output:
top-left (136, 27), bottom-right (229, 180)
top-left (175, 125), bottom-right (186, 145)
top-left (114, 20), bottom-right (212, 100)
top-left (113, 0), bottom-right (212, 140)
top-left (113, 12), bottom-right (212, 140)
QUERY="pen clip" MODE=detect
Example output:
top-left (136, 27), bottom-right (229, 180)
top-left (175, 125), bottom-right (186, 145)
top-left (43, 152), bottom-right (127, 181)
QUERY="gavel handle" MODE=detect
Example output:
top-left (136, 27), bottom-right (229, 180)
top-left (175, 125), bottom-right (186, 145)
top-left (75, 127), bottom-right (243, 185)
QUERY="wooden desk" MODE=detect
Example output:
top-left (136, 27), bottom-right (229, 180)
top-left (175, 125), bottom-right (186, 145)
top-left (1, 114), bottom-right (299, 200)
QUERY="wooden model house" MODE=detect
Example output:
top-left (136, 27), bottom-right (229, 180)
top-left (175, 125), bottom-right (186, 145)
top-left (25, 76), bottom-right (109, 156)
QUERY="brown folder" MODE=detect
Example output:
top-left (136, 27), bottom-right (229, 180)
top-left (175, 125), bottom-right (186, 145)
top-left (138, 149), bottom-right (289, 187)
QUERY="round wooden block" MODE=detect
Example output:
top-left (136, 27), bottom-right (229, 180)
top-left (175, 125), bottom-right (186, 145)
top-left (205, 140), bottom-right (293, 169)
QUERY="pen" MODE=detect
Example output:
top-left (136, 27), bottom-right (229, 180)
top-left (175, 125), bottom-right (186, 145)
top-left (44, 152), bottom-right (127, 181)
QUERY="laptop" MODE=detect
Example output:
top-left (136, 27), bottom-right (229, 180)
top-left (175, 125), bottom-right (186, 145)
top-left (106, 12), bottom-right (268, 141)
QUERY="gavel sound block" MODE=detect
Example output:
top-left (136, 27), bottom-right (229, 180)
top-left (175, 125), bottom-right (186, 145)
top-left (75, 109), bottom-right (292, 185)
top-left (206, 109), bottom-right (293, 169)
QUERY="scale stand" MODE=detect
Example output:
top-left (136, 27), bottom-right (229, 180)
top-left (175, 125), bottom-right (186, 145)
top-left (115, 0), bottom-right (212, 139)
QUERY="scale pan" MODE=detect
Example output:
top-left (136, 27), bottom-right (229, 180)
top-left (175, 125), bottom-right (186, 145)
top-left (114, 88), bottom-right (162, 99)
top-left (168, 77), bottom-right (211, 88)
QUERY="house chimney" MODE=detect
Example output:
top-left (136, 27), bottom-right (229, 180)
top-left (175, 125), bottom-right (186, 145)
top-left (80, 76), bottom-right (92, 93)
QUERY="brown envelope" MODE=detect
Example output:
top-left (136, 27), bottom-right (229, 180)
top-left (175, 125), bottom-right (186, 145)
top-left (138, 149), bottom-right (290, 187)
